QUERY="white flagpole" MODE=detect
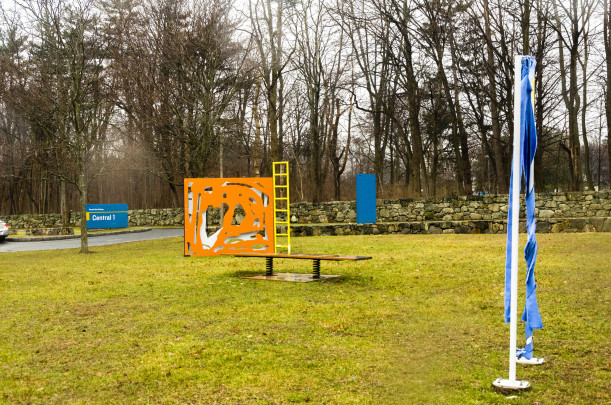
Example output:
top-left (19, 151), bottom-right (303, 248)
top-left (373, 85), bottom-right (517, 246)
top-left (508, 54), bottom-right (522, 384)
top-left (493, 55), bottom-right (530, 391)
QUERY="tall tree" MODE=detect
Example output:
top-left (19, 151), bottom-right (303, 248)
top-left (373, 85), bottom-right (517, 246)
top-left (338, 0), bottom-right (392, 193)
top-left (294, 0), bottom-right (350, 202)
top-left (521, 0), bottom-right (531, 54)
top-left (418, 0), bottom-right (472, 194)
top-left (550, 0), bottom-right (596, 191)
top-left (604, 0), bottom-right (611, 180)
top-left (115, 0), bottom-right (248, 203)
top-left (376, 0), bottom-right (426, 197)
top-left (2, 0), bottom-right (116, 251)
top-left (578, 9), bottom-right (594, 190)
top-left (482, 0), bottom-right (508, 192)
top-left (532, 0), bottom-right (553, 191)
top-left (250, 0), bottom-right (292, 168)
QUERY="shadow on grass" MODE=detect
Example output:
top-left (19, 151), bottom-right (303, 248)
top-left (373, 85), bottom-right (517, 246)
top-left (229, 270), bottom-right (350, 284)
top-left (231, 270), bottom-right (266, 278)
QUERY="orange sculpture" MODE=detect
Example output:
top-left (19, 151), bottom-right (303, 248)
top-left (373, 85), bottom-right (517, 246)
top-left (184, 178), bottom-right (275, 256)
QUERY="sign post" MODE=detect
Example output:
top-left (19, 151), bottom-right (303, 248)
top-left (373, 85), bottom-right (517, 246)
top-left (86, 204), bottom-right (128, 229)
top-left (356, 174), bottom-right (376, 224)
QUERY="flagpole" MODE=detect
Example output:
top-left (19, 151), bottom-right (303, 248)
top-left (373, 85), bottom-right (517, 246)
top-left (493, 55), bottom-right (530, 391)
top-left (508, 54), bottom-right (522, 384)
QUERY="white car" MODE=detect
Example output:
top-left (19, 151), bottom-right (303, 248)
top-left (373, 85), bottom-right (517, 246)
top-left (0, 221), bottom-right (8, 242)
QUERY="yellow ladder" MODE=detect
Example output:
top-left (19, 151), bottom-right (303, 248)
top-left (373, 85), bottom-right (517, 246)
top-left (272, 161), bottom-right (291, 254)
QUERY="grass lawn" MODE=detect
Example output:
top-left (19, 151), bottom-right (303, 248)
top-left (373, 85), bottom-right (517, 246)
top-left (0, 233), bottom-right (609, 404)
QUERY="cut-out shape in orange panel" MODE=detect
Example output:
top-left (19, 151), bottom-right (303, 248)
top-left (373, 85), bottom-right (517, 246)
top-left (184, 178), bottom-right (275, 256)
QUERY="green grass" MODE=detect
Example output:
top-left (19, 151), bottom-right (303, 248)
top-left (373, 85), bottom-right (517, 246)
top-left (0, 234), bottom-right (609, 404)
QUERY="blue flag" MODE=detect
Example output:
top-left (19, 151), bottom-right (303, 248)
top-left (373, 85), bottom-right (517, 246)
top-left (504, 56), bottom-right (543, 360)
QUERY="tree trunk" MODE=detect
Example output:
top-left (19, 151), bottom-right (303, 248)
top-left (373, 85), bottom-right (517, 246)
top-left (605, 0), bottom-right (611, 181)
top-left (534, 0), bottom-right (548, 191)
top-left (449, 33), bottom-right (473, 194)
top-left (581, 33), bottom-right (594, 190)
top-left (567, 4), bottom-right (582, 192)
top-left (332, 100), bottom-right (352, 201)
top-left (553, 0), bottom-right (582, 191)
top-left (78, 169), bottom-right (89, 254)
top-left (402, 35), bottom-right (424, 197)
top-left (484, 0), bottom-right (507, 193)
top-left (436, 41), bottom-right (465, 195)
top-left (267, 0), bottom-right (283, 165)
top-left (60, 180), bottom-right (69, 227)
top-left (253, 74), bottom-right (262, 177)
top-left (372, 96), bottom-right (384, 193)
top-left (310, 84), bottom-right (323, 203)
top-left (268, 81), bottom-right (281, 166)
top-left (169, 182), bottom-right (180, 207)
top-left (522, 0), bottom-right (531, 54)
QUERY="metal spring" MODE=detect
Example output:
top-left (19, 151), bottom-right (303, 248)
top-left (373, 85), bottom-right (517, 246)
top-left (313, 259), bottom-right (321, 279)
top-left (266, 257), bottom-right (274, 276)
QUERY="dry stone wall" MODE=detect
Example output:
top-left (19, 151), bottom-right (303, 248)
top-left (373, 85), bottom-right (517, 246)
top-left (3, 191), bottom-right (610, 235)
top-left (289, 191), bottom-right (610, 224)
top-left (4, 208), bottom-right (184, 230)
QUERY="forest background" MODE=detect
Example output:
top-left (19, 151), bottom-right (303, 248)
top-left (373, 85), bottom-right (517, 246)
top-left (0, 0), bottom-right (609, 220)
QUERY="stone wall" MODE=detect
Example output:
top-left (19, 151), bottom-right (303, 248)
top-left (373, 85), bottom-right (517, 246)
top-left (3, 191), bottom-right (610, 235)
top-left (289, 190), bottom-right (611, 224)
top-left (291, 217), bottom-right (611, 236)
top-left (4, 208), bottom-right (184, 230)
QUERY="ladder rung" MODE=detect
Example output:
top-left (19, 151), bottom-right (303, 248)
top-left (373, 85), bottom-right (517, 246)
top-left (276, 233), bottom-right (288, 237)
top-left (275, 209), bottom-right (288, 212)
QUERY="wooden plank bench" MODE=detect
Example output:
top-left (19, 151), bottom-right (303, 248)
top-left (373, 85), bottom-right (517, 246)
top-left (220, 252), bottom-right (372, 279)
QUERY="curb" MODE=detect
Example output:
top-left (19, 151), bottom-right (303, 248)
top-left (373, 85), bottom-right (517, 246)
top-left (5, 227), bottom-right (153, 242)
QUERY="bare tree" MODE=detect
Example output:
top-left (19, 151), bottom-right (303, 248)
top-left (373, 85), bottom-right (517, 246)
top-left (375, 0), bottom-right (426, 197)
top-left (115, 0), bottom-right (249, 203)
top-left (550, 0), bottom-right (596, 191)
top-left (482, 0), bottom-right (508, 192)
top-left (416, 0), bottom-right (473, 195)
top-left (605, 0), bottom-right (611, 180)
top-left (292, 0), bottom-right (351, 202)
top-left (5, 0), bottom-right (116, 252)
top-left (578, 9), bottom-right (594, 190)
top-left (337, 0), bottom-right (396, 193)
top-left (249, 0), bottom-right (293, 167)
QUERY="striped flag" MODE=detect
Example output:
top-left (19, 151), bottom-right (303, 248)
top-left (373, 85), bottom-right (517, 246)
top-left (504, 56), bottom-right (542, 361)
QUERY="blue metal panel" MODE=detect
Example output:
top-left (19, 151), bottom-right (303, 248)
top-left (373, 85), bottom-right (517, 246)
top-left (86, 204), bottom-right (128, 229)
top-left (356, 174), bottom-right (376, 224)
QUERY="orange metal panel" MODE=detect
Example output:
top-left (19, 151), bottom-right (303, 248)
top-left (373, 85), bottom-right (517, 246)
top-left (184, 178), bottom-right (275, 256)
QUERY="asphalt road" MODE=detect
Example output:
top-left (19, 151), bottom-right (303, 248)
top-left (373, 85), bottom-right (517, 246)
top-left (0, 228), bottom-right (184, 253)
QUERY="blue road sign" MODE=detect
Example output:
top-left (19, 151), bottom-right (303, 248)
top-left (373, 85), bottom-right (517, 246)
top-left (86, 204), bottom-right (128, 229)
top-left (356, 174), bottom-right (376, 224)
